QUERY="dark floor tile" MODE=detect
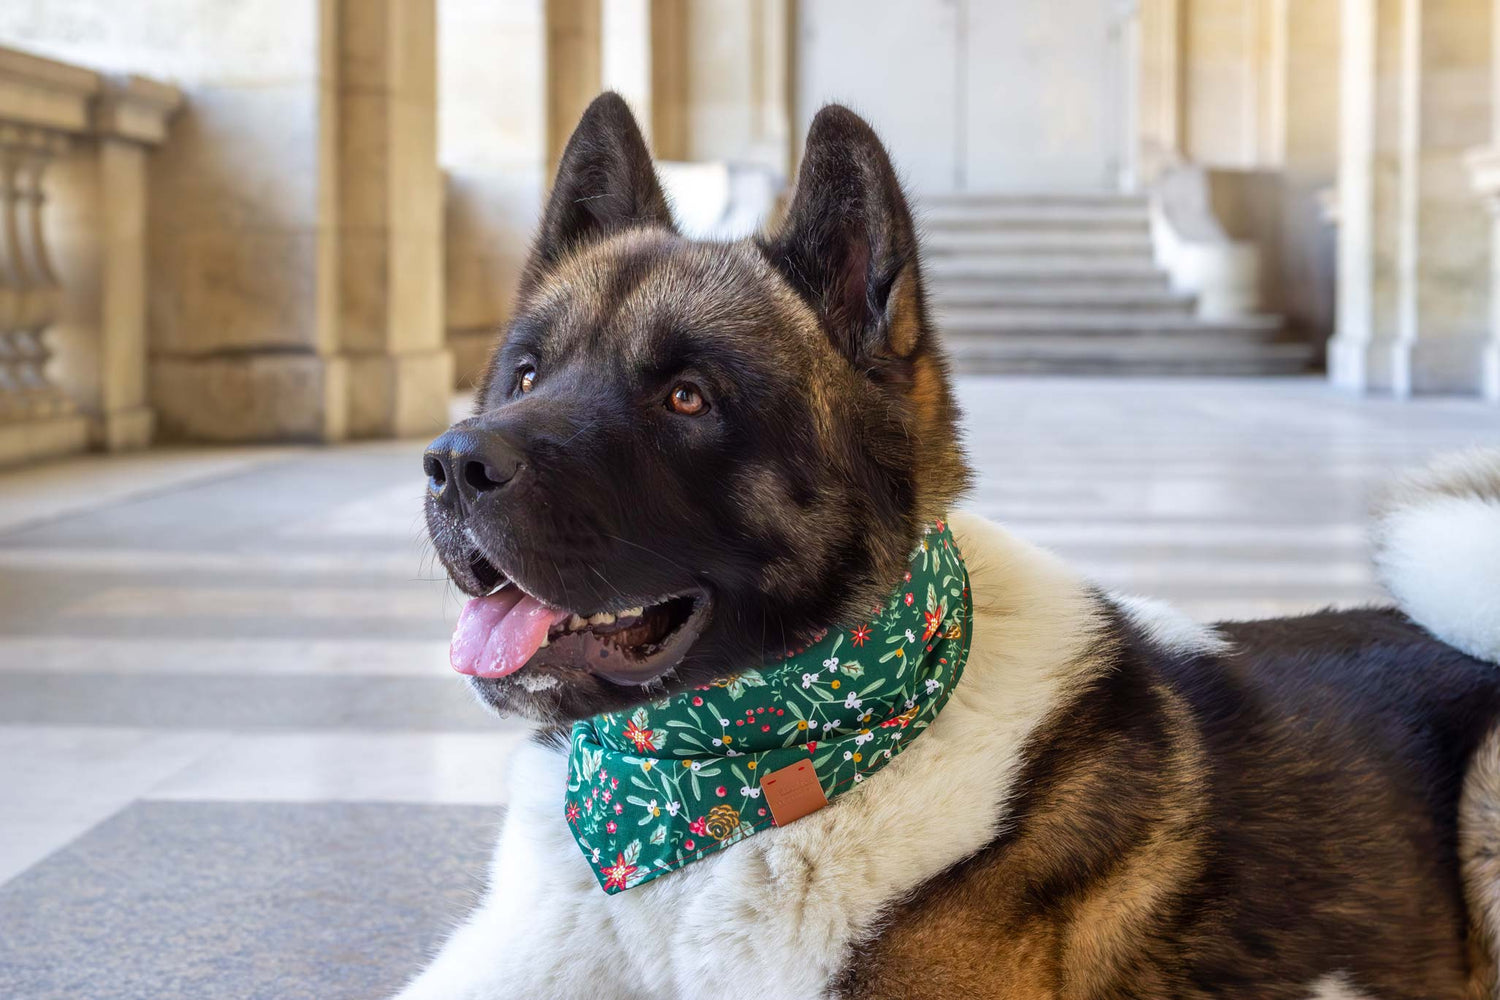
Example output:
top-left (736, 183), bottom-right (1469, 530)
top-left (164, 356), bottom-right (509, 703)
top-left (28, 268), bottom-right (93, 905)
top-left (0, 801), bottom-right (497, 1000)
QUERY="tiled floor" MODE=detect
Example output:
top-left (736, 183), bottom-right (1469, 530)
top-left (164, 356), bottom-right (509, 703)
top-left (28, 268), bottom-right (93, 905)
top-left (2, 376), bottom-right (1498, 998)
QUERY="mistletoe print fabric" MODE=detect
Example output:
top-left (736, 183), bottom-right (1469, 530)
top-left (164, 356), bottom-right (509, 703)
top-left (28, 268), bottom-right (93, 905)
top-left (566, 518), bottom-right (973, 893)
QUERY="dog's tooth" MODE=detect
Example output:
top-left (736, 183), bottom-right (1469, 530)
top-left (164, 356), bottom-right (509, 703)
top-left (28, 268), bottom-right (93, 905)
top-left (623, 606), bottom-right (644, 619)
top-left (568, 614), bottom-right (588, 631)
top-left (589, 612), bottom-right (616, 626)
top-left (539, 635), bottom-right (550, 648)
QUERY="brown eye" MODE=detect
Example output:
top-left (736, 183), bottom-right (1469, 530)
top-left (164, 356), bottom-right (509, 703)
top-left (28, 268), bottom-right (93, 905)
top-left (518, 366), bottom-right (537, 393)
top-left (668, 382), bottom-right (708, 416)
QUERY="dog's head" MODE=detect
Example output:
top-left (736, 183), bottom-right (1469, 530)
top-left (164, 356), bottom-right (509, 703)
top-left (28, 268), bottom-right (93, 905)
top-left (425, 94), bottom-right (970, 725)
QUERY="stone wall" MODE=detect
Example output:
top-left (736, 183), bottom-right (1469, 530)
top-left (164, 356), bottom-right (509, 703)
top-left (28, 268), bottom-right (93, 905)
top-left (439, 0), bottom-right (545, 390)
top-left (0, 0), bottom-right (453, 441)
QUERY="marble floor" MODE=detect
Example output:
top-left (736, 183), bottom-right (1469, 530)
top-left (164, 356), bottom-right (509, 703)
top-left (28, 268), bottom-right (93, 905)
top-left (1, 376), bottom-right (1498, 998)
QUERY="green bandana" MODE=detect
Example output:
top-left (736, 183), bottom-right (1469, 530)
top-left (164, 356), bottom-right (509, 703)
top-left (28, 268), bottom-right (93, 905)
top-left (565, 518), bottom-right (972, 894)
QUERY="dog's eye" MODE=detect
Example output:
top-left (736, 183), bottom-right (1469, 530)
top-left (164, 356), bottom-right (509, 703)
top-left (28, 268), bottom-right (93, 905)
top-left (517, 366), bottom-right (537, 394)
top-left (667, 382), bottom-right (708, 416)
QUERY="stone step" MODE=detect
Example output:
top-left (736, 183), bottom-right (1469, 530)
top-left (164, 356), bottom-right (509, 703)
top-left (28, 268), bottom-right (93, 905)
top-left (933, 286), bottom-right (1195, 314)
top-left (922, 204), bottom-right (1150, 233)
top-left (940, 311), bottom-right (1284, 341)
top-left (927, 258), bottom-right (1170, 287)
top-left (921, 191), bottom-right (1148, 210)
top-left (945, 333), bottom-right (1316, 376)
top-left (924, 230), bottom-right (1155, 257)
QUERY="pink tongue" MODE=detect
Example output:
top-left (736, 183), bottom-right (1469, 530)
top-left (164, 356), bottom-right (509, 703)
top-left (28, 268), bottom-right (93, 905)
top-left (450, 590), bottom-right (570, 679)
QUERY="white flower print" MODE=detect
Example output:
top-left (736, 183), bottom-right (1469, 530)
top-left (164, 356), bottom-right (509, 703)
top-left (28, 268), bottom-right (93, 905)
top-left (822, 719), bottom-right (841, 732)
top-left (740, 785), bottom-right (762, 798)
top-left (822, 656), bottom-right (839, 670)
top-left (843, 692), bottom-right (863, 710)
top-left (924, 678), bottom-right (942, 695)
top-left (853, 730), bottom-right (874, 747)
top-left (904, 628), bottom-right (916, 643)
top-left (801, 672), bottom-right (820, 689)
top-left (665, 801), bottom-right (681, 817)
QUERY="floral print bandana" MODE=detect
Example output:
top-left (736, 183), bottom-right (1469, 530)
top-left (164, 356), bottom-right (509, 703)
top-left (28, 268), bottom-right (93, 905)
top-left (566, 518), bottom-right (972, 894)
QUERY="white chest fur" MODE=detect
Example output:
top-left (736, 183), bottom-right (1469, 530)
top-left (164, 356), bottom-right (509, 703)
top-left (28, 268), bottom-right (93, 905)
top-left (394, 513), bottom-right (1111, 1000)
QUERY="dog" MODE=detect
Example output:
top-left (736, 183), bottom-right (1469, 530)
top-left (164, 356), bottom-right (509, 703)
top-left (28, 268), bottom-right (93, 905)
top-left (401, 92), bottom-right (1500, 999)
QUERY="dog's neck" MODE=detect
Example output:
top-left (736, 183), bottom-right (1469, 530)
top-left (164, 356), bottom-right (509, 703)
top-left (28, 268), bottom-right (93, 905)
top-left (562, 518), bottom-right (974, 893)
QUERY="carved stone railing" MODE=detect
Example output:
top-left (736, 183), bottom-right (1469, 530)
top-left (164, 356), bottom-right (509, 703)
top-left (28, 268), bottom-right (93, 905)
top-left (1465, 148), bottom-right (1500, 402)
top-left (0, 46), bottom-right (180, 467)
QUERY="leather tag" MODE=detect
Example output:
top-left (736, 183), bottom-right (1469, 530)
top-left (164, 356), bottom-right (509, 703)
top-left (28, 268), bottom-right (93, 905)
top-left (761, 757), bottom-right (828, 827)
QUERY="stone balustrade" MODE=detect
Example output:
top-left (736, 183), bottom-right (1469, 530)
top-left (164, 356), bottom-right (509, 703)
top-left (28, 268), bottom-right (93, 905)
top-left (0, 46), bottom-right (179, 468)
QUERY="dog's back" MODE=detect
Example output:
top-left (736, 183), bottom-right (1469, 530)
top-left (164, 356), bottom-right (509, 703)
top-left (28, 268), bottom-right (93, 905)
top-left (835, 453), bottom-right (1500, 1000)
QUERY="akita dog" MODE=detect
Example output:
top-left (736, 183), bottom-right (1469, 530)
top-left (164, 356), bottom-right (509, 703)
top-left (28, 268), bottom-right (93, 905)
top-left (403, 93), bottom-right (1500, 999)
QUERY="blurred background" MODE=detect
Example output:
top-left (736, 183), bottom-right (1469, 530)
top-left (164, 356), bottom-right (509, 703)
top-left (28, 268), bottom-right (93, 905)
top-left (1, 2), bottom-right (1499, 999)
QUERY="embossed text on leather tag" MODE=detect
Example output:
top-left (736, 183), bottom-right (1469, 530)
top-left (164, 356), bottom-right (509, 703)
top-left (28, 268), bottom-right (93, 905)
top-left (761, 757), bottom-right (828, 827)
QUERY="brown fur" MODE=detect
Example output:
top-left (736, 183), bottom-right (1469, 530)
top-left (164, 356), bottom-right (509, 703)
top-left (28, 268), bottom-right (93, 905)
top-left (836, 608), bottom-right (1500, 999)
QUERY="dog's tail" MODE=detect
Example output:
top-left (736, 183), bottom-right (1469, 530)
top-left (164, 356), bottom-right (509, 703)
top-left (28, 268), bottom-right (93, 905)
top-left (1373, 449), bottom-right (1500, 662)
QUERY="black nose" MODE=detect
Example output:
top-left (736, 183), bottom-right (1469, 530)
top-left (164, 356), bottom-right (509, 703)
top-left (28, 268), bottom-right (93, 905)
top-left (423, 428), bottom-right (523, 509)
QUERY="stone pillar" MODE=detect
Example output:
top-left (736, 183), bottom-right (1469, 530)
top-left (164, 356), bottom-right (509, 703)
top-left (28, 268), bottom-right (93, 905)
top-left (649, 0), bottom-right (689, 160)
top-left (546, 0), bottom-right (603, 177)
top-left (439, 0), bottom-right (547, 388)
top-left (337, 0), bottom-right (452, 438)
top-left (1137, 0), bottom-right (1183, 183)
top-left (1, 1), bottom-right (453, 442)
top-left (603, 0), bottom-right (652, 137)
top-left (133, 0), bottom-right (353, 443)
top-left (48, 77), bottom-right (182, 451)
top-left (1332, 0), bottom-right (1496, 397)
top-left (681, 0), bottom-right (793, 177)
top-left (1465, 0), bottom-right (1500, 402)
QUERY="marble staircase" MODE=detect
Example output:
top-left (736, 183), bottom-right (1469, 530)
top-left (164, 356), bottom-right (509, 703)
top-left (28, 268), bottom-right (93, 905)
top-left (921, 193), bottom-right (1315, 375)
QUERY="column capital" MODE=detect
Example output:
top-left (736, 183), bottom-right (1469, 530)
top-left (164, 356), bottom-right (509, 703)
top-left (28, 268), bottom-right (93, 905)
top-left (92, 75), bottom-right (183, 146)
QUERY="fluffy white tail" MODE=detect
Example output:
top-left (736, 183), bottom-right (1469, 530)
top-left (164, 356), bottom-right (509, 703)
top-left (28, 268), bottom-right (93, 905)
top-left (1373, 449), bottom-right (1500, 662)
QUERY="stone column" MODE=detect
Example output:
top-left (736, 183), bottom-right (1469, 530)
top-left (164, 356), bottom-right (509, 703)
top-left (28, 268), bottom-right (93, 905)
top-left (1137, 0), bottom-right (1183, 183)
top-left (649, 0), bottom-right (689, 160)
top-left (337, 0), bottom-right (452, 439)
top-left (46, 77), bottom-right (182, 451)
top-left (1332, 0), bottom-right (1496, 397)
top-left (547, 0), bottom-right (603, 177)
top-left (1465, 0), bottom-right (1500, 402)
top-left (439, 0), bottom-right (547, 388)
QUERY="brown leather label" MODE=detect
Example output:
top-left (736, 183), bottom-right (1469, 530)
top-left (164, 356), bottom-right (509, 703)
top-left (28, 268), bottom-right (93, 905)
top-left (761, 757), bottom-right (828, 827)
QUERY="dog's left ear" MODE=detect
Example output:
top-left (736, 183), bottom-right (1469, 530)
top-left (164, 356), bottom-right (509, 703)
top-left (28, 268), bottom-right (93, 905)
top-left (761, 105), bottom-right (926, 370)
top-left (520, 92), bottom-right (675, 298)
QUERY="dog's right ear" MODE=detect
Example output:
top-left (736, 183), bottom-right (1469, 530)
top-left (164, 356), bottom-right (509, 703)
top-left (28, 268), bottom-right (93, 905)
top-left (519, 92), bottom-right (675, 297)
top-left (760, 105), bottom-right (927, 372)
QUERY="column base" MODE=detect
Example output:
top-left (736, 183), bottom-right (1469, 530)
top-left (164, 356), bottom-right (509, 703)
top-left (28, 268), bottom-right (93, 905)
top-left (344, 349), bottom-right (455, 439)
top-left (1326, 334), bottom-right (1401, 393)
top-left (1328, 334), bottom-right (1498, 398)
top-left (151, 354), bottom-right (349, 443)
top-left (0, 413), bottom-right (90, 470)
top-left (94, 406), bottom-right (155, 452)
top-left (1406, 336), bottom-right (1496, 396)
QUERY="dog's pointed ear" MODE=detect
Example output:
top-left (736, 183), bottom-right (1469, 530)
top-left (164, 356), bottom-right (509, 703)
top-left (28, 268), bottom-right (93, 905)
top-left (761, 105), bottom-right (926, 369)
top-left (521, 93), bottom-right (675, 294)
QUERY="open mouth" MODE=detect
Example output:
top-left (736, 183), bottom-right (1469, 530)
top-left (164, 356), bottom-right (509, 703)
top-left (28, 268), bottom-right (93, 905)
top-left (449, 552), bottom-right (709, 686)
